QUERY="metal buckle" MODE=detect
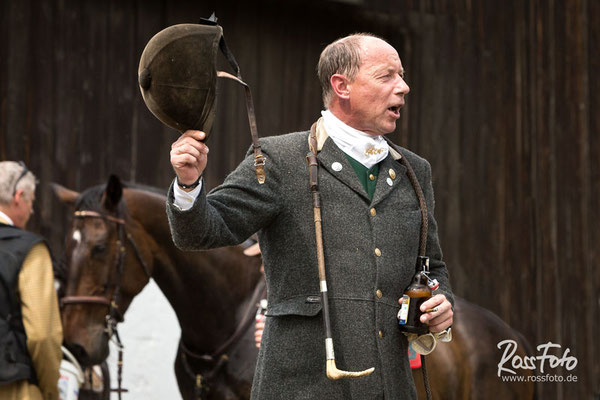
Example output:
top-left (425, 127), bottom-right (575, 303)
top-left (253, 154), bottom-right (266, 167)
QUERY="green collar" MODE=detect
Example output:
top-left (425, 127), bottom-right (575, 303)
top-left (344, 154), bottom-right (379, 200)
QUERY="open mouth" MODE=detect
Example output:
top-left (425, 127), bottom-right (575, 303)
top-left (388, 105), bottom-right (401, 117)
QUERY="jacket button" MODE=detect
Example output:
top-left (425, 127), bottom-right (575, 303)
top-left (378, 330), bottom-right (383, 339)
top-left (369, 173), bottom-right (376, 181)
top-left (374, 248), bottom-right (381, 257)
top-left (370, 208), bottom-right (376, 216)
top-left (376, 289), bottom-right (382, 298)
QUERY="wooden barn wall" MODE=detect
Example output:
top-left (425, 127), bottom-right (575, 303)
top-left (1, 0), bottom-right (597, 398)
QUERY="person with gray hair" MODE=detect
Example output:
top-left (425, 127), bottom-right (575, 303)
top-left (0, 161), bottom-right (63, 400)
top-left (167, 34), bottom-right (453, 398)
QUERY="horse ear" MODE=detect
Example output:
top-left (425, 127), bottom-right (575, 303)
top-left (51, 183), bottom-right (80, 205)
top-left (102, 175), bottom-right (123, 212)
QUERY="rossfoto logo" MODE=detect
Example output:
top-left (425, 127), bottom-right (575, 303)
top-left (496, 339), bottom-right (578, 383)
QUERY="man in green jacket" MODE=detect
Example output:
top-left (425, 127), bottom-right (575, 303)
top-left (167, 34), bottom-right (453, 399)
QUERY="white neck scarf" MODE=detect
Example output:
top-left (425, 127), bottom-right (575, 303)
top-left (321, 110), bottom-right (389, 169)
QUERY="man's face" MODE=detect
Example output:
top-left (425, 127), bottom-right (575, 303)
top-left (345, 38), bottom-right (410, 135)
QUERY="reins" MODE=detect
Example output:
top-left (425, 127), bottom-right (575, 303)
top-left (179, 277), bottom-right (267, 400)
top-left (60, 208), bottom-right (152, 400)
top-left (307, 124), bottom-right (433, 399)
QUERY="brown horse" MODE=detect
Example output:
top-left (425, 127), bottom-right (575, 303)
top-left (54, 175), bottom-right (535, 399)
top-left (413, 296), bottom-right (536, 399)
top-left (53, 175), bottom-right (263, 399)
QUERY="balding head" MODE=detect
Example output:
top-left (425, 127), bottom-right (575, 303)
top-left (317, 33), bottom-right (389, 107)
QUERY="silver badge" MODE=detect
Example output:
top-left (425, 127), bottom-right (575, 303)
top-left (386, 177), bottom-right (393, 186)
top-left (332, 162), bottom-right (343, 172)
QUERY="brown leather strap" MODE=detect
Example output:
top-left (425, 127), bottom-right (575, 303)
top-left (61, 296), bottom-right (111, 307)
top-left (180, 277), bottom-right (267, 362)
top-left (74, 210), bottom-right (125, 225)
top-left (210, 277), bottom-right (266, 358)
top-left (383, 137), bottom-right (429, 256)
top-left (216, 38), bottom-right (266, 185)
top-left (309, 122), bottom-right (318, 154)
top-left (178, 277), bottom-right (267, 398)
top-left (382, 137), bottom-right (432, 400)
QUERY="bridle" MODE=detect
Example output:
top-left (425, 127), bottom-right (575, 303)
top-left (61, 206), bottom-right (265, 399)
top-left (61, 209), bottom-right (152, 329)
top-left (60, 208), bottom-right (151, 399)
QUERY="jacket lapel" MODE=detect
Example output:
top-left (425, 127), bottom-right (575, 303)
top-left (317, 137), bottom-right (370, 202)
top-left (371, 154), bottom-right (408, 207)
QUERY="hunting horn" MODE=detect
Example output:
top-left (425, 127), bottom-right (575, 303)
top-left (307, 124), bottom-right (375, 380)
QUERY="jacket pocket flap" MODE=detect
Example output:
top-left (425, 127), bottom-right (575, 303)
top-left (266, 295), bottom-right (322, 317)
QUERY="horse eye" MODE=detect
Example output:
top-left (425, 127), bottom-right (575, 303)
top-left (91, 243), bottom-right (107, 258)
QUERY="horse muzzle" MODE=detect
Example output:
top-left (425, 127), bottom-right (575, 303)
top-left (62, 308), bottom-right (111, 367)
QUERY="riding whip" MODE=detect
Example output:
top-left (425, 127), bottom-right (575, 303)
top-left (137, 14), bottom-right (266, 184)
top-left (306, 123), bottom-right (375, 380)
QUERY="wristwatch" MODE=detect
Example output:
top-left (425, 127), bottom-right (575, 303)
top-left (177, 176), bottom-right (201, 190)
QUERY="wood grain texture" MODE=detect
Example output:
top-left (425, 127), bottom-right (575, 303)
top-left (1, 0), bottom-right (596, 398)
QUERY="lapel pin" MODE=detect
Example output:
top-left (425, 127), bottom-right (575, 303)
top-left (332, 162), bottom-right (343, 172)
top-left (389, 169), bottom-right (396, 179)
top-left (386, 177), bottom-right (393, 186)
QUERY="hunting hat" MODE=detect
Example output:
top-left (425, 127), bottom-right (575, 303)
top-left (138, 16), bottom-right (267, 183)
top-left (138, 21), bottom-right (222, 135)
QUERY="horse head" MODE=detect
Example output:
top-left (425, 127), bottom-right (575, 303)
top-left (53, 175), bottom-right (154, 366)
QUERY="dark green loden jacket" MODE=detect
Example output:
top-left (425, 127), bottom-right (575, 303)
top-left (167, 129), bottom-right (453, 400)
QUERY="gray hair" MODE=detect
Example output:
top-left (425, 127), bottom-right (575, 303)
top-left (317, 33), bottom-right (383, 107)
top-left (0, 161), bottom-right (37, 204)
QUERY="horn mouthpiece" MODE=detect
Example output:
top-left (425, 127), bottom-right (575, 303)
top-left (326, 359), bottom-right (375, 380)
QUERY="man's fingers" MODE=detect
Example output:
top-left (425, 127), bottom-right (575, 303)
top-left (421, 308), bottom-right (453, 331)
top-left (173, 141), bottom-right (208, 158)
top-left (419, 294), bottom-right (445, 312)
top-left (172, 137), bottom-right (209, 155)
top-left (423, 301), bottom-right (450, 316)
top-left (180, 129), bottom-right (206, 141)
top-left (422, 307), bottom-right (452, 323)
top-left (420, 296), bottom-right (452, 325)
top-left (427, 315), bottom-right (453, 333)
top-left (170, 152), bottom-right (201, 168)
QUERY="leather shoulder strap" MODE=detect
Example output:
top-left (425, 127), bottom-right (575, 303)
top-left (383, 137), bottom-right (428, 256)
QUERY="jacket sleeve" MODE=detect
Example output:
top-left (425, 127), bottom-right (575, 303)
top-left (19, 242), bottom-right (63, 400)
top-left (166, 139), bottom-right (283, 250)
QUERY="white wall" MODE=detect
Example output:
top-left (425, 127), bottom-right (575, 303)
top-left (107, 279), bottom-right (181, 399)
